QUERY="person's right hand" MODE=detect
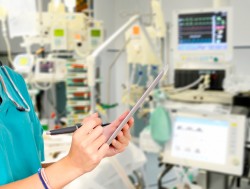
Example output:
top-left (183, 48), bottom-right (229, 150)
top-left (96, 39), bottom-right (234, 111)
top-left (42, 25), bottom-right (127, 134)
top-left (65, 113), bottom-right (109, 176)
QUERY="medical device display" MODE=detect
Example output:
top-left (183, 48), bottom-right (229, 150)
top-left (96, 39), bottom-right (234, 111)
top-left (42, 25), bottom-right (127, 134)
top-left (162, 111), bottom-right (246, 175)
top-left (88, 26), bottom-right (103, 50)
top-left (51, 27), bottom-right (67, 50)
top-left (170, 8), bottom-right (233, 104)
top-left (173, 8), bottom-right (233, 64)
top-left (34, 58), bottom-right (67, 82)
top-left (178, 12), bottom-right (227, 51)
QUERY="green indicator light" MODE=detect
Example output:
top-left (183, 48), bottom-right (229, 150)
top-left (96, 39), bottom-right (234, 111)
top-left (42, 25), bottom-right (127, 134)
top-left (54, 29), bottom-right (64, 37)
top-left (91, 29), bottom-right (101, 37)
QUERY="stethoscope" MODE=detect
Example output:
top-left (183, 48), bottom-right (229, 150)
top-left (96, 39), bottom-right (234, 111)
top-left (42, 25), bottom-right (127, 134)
top-left (0, 61), bottom-right (30, 112)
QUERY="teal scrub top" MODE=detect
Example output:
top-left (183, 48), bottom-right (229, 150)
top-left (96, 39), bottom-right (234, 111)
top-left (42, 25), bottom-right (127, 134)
top-left (0, 66), bottom-right (44, 185)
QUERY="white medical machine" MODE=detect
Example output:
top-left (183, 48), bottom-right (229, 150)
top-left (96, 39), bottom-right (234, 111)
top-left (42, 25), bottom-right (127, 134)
top-left (125, 0), bottom-right (166, 66)
top-left (162, 111), bottom-right (247, 176)
top-left (125, 25), bottom-right (161, 66)
top-left (86, 8), bottom-right (165, 112)
top-left (34, 58), bottom-right (67, 82)
top-left (13, 54), bottom-right (34, 74)
top-left (170, 8), bottom-right (233, 104)
top-left (21, 12), bottom-right (103, 53)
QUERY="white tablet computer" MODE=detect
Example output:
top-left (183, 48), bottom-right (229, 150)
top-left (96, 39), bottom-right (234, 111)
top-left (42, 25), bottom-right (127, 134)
top-left (107, 69), bottom-right (165, 145)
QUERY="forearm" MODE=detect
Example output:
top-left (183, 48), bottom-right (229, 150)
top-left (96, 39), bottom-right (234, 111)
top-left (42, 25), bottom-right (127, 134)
top-left (42, 162), bottom-right (54, 168)
top-left (44, 156), bottom-right (83, 189)
top-left (0, 174), bottom-right (44, 189)
top-left (0, 156), bottom-right (82, 189)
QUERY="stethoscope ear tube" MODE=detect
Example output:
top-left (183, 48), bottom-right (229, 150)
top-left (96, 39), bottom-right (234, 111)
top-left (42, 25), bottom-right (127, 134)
top-left (0, 62), bottom-right (30, 112)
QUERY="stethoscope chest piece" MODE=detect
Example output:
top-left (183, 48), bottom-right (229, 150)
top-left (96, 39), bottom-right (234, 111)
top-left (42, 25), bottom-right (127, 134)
top-left (16, 106), bottom-right (26, 112)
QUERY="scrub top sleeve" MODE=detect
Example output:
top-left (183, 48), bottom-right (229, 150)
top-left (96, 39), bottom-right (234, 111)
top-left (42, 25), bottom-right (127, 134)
top-left (16, 73), bottom-right (45, 162)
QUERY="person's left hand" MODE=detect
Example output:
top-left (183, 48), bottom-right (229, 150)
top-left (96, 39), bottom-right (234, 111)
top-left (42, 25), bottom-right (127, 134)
top-left (103, 111), bottom-right (134, 157)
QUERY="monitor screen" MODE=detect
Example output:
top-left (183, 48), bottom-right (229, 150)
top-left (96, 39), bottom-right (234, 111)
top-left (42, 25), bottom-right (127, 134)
top-left (178, 11), bottom-right (227, 51)
top-left (162, 111), bottom-right (246, 175)
top-left (171, 116), bottom-right (229, 164)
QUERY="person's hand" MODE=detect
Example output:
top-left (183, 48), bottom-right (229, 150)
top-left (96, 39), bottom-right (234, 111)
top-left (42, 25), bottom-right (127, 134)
top-left (65, 113), bottom-right (109, 176)
top-left (103, 111), bottom-right (134, 157)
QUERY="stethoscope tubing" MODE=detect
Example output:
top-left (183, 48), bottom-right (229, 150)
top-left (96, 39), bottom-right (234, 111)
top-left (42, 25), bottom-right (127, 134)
top-left (0, 65), bottom-right (30, 112)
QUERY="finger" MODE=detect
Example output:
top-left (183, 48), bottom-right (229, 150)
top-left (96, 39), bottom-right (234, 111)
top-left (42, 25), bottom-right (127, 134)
top-left (92, 134), bottom-right (107, 149)
top-left (76, 118), bottom-right (102, 136)
top-left (108, 111), bottom-right (129, 129)
top-left (85, 126), bottom-right (104, 144)
top-left (98, 143), bottom-right (109, 158)
top-left (127, 117), bottom-right (134, 127)
top-left (122, 125), bottom-right (131, 140)
top-left (116, 132), bottom-right (127, 144)
top-left (118, 111), bottom-right (129, 121)
top-left (122, 124), bottom-right (129, 132)
top-left (111, 139), bottom-right (123, 150)
top-left (121, 124), bottom-right (131, 137)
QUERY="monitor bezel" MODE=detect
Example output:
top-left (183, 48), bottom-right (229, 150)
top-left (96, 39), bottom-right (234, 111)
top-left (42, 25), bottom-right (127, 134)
top-left (172, 7), bottom-right (233, 62)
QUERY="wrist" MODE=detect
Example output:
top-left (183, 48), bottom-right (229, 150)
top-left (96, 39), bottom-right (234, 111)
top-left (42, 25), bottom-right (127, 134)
top-left (44, 156), bottom-right (84, 189)
top-left (61, 155), bottom-right (84, 177)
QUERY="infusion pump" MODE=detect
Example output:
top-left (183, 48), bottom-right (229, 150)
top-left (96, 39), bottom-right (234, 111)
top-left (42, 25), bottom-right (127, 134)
top-left (22, 12), bottom-right (103, 52)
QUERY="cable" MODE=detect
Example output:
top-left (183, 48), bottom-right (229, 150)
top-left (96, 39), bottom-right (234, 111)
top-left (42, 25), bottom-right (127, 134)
top-left (148, 178), bottom-right (177, 188)
top-left (168, 75), bottom-right (205, 94)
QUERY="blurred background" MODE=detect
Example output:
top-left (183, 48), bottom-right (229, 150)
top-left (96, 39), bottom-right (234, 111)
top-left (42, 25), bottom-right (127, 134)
top-left (1, 0), bottom-right (250, 188)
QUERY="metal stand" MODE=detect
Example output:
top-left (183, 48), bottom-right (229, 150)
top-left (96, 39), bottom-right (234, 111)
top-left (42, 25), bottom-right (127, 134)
top-left (207, 172), bottom-right (228, 189)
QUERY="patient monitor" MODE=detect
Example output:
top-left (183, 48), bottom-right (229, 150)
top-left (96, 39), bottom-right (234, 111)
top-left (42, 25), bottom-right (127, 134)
top-left (162, 111), bottom-right (247, 175)
top-left (172, 8), bottom-right (233, 90)
top-left (173, 8), bottom-right (233, 65)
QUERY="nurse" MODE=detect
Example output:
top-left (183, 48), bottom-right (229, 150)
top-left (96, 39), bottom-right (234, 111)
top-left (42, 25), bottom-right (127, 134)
top-left (0, 63), bottom-right (134, 189)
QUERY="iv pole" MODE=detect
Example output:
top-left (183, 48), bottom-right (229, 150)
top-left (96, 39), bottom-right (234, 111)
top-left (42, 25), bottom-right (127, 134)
top-left (86, 14), bottom-right (163, 113)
